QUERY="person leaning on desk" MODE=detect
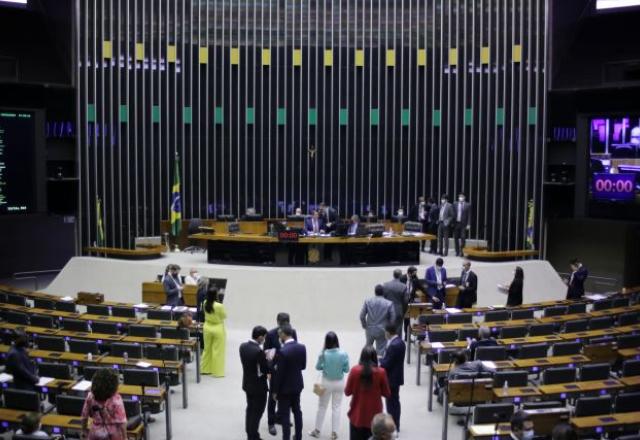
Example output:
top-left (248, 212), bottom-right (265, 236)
top-left (435, 350), bottom-right (496, 404)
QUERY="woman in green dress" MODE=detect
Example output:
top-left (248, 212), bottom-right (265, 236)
top-left (200, 285), bottom-right (227, 377)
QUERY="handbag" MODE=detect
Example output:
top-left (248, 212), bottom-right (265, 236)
top-left (312, 352), bottom-right (326, 396)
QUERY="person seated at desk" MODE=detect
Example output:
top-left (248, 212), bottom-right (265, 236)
top-left (510, 411), bottom-right (535, 440)
top-left (348, 215), bottom-right (366, 236)
top-left (468, 326), bottom-right (498, 360)
top-left (184, 267), bottom-right (201, 285)
top-left (435, 350), bottom-right (495, 403)
top-left (304, 210), bottom-right (325, 235)
top-left (15, 412), bottom-right (49, 438)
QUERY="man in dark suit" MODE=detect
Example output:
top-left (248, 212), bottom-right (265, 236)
top-left (162, 264), bottom-right (183, 306)
top-left (6, 332), bottom-right (39, 391)
top-left (566, 258), bottom-right (588, 300)
top-left (402, 267), bottom-right (427, 337)
top-left (380, 324), bottom-right (406, 434)
top-left (436, 195), bottom-right (454, 256)
top-left (382, 269), bottom-right (409, 338)
top-left (303, 210), bottom-right (325, 234)
top-left (427, 198), bottom-right (439, 254)
top-left (425, 258), bottom-right (447, 309)
top-left (240, 326), bottom-right (270, 440)
top-left (264, 313), bottom-right (298, 436)
top-left (456, 260), bottom-right (478, 309)
top-left (271, 324), bottom-right (306, 440)
top-left (453, 193), bottom-right (472, 257)
top-left (347, 215), bottom-right (366, 236)
top-left (318, 202), bottom-right (338, 232)
top-left (410, 196), bottom-right (429, 251)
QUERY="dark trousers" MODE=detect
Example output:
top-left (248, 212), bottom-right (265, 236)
top-left (277, 393), bottom-right (302, 440)
top-left (456, 290), bottom-right (475, 309)
top-left (427, 223), bottom-right (438, 253)
top-left (245, 391), bottom-right (267, 440)
top-left (437, 222), bottom-right (450, 255)
top-left (349, 424), bottom-right (372, 440)
top-left (453, 222), bottom-right (467, 256)
top-left (386, 385), bottom-right (401, 431)
top-left (267, 387), bottom-right (277, 426)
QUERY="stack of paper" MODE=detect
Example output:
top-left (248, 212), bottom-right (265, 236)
top-left (60, 296), bottom-right (74, 302)
top-left (136, 361), bottom-right (152, 368)
top-left (445, 308), bottom-right (462, 314)
top-left (430, 342), bottom-right (444, 349)
top-left (37, 377), bottom-right (55, 387)
top-left (72, 380), bottom-right (92, 391)
top-left (160, 305), bottom-right (172, 311)
top-left (0, 373), bottom-right (13, 383)
top-left (134, 303), bottom-right (149, 309)
top-left (481, 361), bottom-right (497, 370)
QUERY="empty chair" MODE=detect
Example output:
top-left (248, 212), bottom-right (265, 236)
top-left (528, 323), bottom-right (555, 336)
top-left (516, 343), bottom-right (548, 359)
top-left (499, 326), bottom-right (528, 339)
top-left (428, 330), bottom-right (458, 343)
top-left (111, 306), bottom-right (136, 318)
top-left (544, 306), bottom-right (567, 317)
top-left (522, 401), bottom-right (564, 410)
top-left (110, 342), bottom-right (143, 359)
top-left (37, 362), bottom-right (72, 380)
top-left (618, 312), bottom-right (639, 327)
top-left (56, 394), bottom-right (85, 416)
top-left (417, 314), bottom-right (446, 325)
top-left (617, 436), bottom-right (640, 440)
top-left (551, 342), bottom-right (582, 356)
top-left (68, 339), bottom-right (99, 355)
top-left (145, 345), bottom-right (179, 361)
top-left (493, 370), bottom-right (529, 388)
top-left (5, 311), bottom-right (29, 325)
top-left (122, 398), bottom-right (143, 430)
top-left (511, 309), bottom-right (534, 320)
top-left (128, 325), bottom-right (157, 338)
top-left (591, 336), bottom-right (615, 345)
top-left (485, 310), bottom-right (510, 322)
top-left (122, 368), bottom-right (160, 387)
top-left (592, 299), bottom-right (613, 311)
top-left (458, 328), bottom-right (479, 340)
top-left (34, 298), bottom-right (55, 310)
top-left (543, 367), bottom-right (577, 385)
top-left (160, 327), bottom-right (190, 340)
top-left (612, 297), bottom-right (630, 308)
top-left (3, 389), bottom-right (40, 411)
top-left (615, 391), bottom-right (640, 413)
top-left (447, 313), bottom-right (473, 324)
top-left (472, 403), bottom-right (514, 424)
top-left (147, 309), bottom-right (173, 321)
top-left (580, 363), bottom-right (610, 381)
top-left (566, 302), bottom-right (587, 314)
top-left (61, 318), bottom-right (90, 332)
top-left (36, 335), bottom-right (66, 352)
top-left (30, 315), bottom-right (56, 329)
top-left (622, 359), bottom-right (640, 377)
top-left (617, 334), bottom-right (640, 349)
top-left (589, 316), bottom-right (614, 330)
top-left (574, 395), bottom-right (612, 417)
top-left (55, 301), bottom-right (77, 313)
top-left (86, 305), bottom-right (110, 316)
top-left (6, 295), bottom-right (27, 306)
top-left (475, 346), bottom-right (507, 361)
top-left (91, 321), bottom-right (119, 335)
top-left (82, 366), bottom-right (102, 380)
top-left (564, 319), bottom-right (588, 333)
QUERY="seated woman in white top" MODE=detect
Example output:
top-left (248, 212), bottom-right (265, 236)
top-left (16, 412), bottom-right (49, 437)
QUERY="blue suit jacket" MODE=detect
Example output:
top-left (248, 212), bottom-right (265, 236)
top-left (304, 217), bottom-right (325, 233)
top-left (380, 337), bottom-right (406, 387)
top-left (272, 340), bottom-right (307, 395)
top-left (425, 266), bottom-right (447, 301)
top-left (162, 276), bottom-right (182, 306)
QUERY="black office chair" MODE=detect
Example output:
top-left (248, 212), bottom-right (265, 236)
top-left (128, 325), bottom-right (157, 338)
top-left (38, 362), bottom-right (73, 380)
top-left (472, 403), bottom-right (514, 424)
top-left (447, 313), bottom-right (473, 324)
top-left (111, 306), bottom-right (136, 318)
top-left (56, 394), bottom-right (85, 416)
top-left (615, 392), bottom-right (640, 413)
top-left (522, 401), bottom-right (564, 410)
top-left (146, 345), bottom-right (179, 361)
top-left (510, 309), bottom-right (534, 320)
top-left (86, 305), bottom-right (110, 316)
top-left (91, 321), bottom-right (120, 335)
top-left (458, 328), bottom-right (478, 340)
top-left (499, 326), bottom-right (528, 339)
top-left (4, 389), bottom-right (40, 411)
top-left (544, 306), bottom-right (567, 317)
top-left (564, 319), bottom-right (588, 333)
top-left (551, 341), bottom-right (582, 356)
top-left (13, 435), bottom-right (54, 440)
top-left (123, 398), bottom-right (144, 430)
top-left (68, 339), bottom-right (99, 355)
top-left (528, 323), bottom-right (555, 336)
top-left (122, 368), bottom-right (160, 387)
top-left (485, 310), bottom-right (510, 322)
top-left (516, 343), bottom-right (548, 359)
top-left (618, 312), bottom-right (639, 326)
top-left (475, 346), bottom-right (507, 361)
top-left (5, 311), bottom-right (29, 325)
top-left (147, 310), bottom-right (174, 321)
top-left (542, 367), bottom-right (576, 385)
top-left (110, 342), bottom-right (143, 359)
top-left (418, 314), bottom-right (446, 326)
top-left (35, 335), bottom-right (66, 352)
top-left (580, 363), bottom-right (610, 381)
top-left (61, 318), bottom-right (90, 332)
top-left (617, 334), bottom-right (640, 350)
top-left (622, 360), bottom-right (640, 377)
top-left (30, 315), bottom-right (56, 329)
top-left (160, 327), bottom-right (190, 340)
top-left (34, 298), bottom-right (55, 310)
top-left (574, 395), bottom-right (612, 417)
top-left (617, 435), bottom-right (640, 440)
top-left (55, 301), bottom-right (77, 313)
top-left (566, 302), bottom-right (587, 314)
top-left (589, 316), bottom-right (614, 330)
top-left (612, 297), bottom-right (630, 308)
top-left (590, 336), bottom-right (615, 345)
top-left (82, 366), bottom-right (102, 380)
top-left (493, 370), bottom-right (529, 388)
top-left (592, 299), bottom-right (613, 311)
top-left (428, 330), bottom-right (458, 343)
top-left (6, 295), bottom-right (27, 306)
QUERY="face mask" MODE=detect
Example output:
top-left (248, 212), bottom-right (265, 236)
top-left (441, 199), bottom-right (446, 204)
top-left (459, 197), bottom-right (465, 202)
top-left (522, 430), bottom-right (534, 440)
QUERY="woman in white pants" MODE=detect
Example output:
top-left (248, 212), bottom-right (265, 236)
top-left (309, 331), bottom-right (350, 440)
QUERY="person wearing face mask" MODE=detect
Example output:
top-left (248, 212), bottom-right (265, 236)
top-left (510, 411), bottom-right (535, 440)
top-left (452, 192), bottom-right (471, 257)
top-left (184, 267), bottom-right (201, 285)
top-left (410, 196), bottom-right (429, 252)
top-left (162, 264), bottom-right (184, 306)
top-left (239, 326), bottom-right (269, 440)
top-left (456, 260), bottom-right (478, 309)
top-left (436, 195), bottom-right (454, 256)
top-left (426, 198), bottom-right (439, 254)
top-left (425, 258), bottom-right (447, 309)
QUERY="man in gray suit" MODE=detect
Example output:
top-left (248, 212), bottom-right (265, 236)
top-left (382, 269), bottom-right (409, 338)
top-left (437, 194), bottom-right (454, 256)
top-left (453, 193), bottom-right (472, 257)
top-left (360, 285), bottom-right (396, 356)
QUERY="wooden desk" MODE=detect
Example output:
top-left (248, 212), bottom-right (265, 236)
top-left (84, 245), bottom-right (165, 260)
top-left (497, 335), bottom-right (563, 346)
top-left (513, 355), bottom-right (590, 372)
top-left (142, 281), bottom-right (198, 306)
top-left (469, 423), bottom-right (512, 439)
top-left (618, 347), bottom-right (640, 359)
top-left (406, 302), bottom-right (433, 319)
top-left (589, 304), bottom-right (640, 318)
top-left (492, 386), bottom-right (541, 401)
top-left (537, 312), bottom-right (592, 324)
top-left (485, 318), bottom-right (540, 329)
top-left (571, 411), bottom-right (640, 433)
top-left (56, 329), bottom-right (125, 342)
top-left (463, 246), bottom-right (539, 260)
top-left (538, 379), bottom-right (624, 397)
top-left (77, 314), bottom-right (142, 325)
top-left (620, 376), bottom-right (640, 387)
top-left (0, 302), bottom-right (80, 319)
top-left (426, 323), bottom-right (478, 332)
top-left (560, 328), bottom-right (620, 341)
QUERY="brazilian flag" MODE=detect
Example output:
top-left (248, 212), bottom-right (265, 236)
top-left (96, 197), bottom-right (105, 246)
top-left (170, 155), bottom-right (182, 236)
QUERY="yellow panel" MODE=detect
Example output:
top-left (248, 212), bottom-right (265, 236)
top-left (262, 48), bottom-right (271, 66)
top-left (324, 49), bottom-right (333, 67)
top-left (230, 47), bottom-right (240, 65)
top-left (512, 44), bottom-right (522, 63)
top-left (167, 45), bottom-right (177, 63)
top-left (103, 41), bottom-right (112, 59)
top-left (417, 49), bottom-right (427, 67)
top-left (199, 47), bottom-right (208, 64)
top-left (449, 48), bottom-right (458, 66)
top-left (135, 43), bottom-right (144, 61)
top-left (293, 49), bottom-right (302, 67)
top-left (386, 49), bottom-right (396, 67)
top-left (480, 46), bottom-right (490, 64)
top-left (355, 49), bottom-right (365, 67)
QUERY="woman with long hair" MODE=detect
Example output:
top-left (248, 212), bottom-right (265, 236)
top-left (200, 285), bottom-right (227, 376)
top-left (506, 266), bottom-right (524, 306)
top-left (344, 345), bottom-right (390, 440)
top-left (309, 331), bottom-right (350, 440)
top-left (81, 368), bottom-right (127, 440)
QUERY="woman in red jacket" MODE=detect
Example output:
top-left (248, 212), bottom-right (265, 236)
top-left (344, 345), bottom-right (391, 440)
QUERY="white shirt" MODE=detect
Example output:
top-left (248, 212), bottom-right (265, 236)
top-left (184, 274), bottom-right (200, 285)
top-left (249, 339), bottom-right (264, 377)
top-left (312, 218), bottom-right (319, 233)
top-left (435, 267), bottom-right (443, 285)
top-left (386, 335), bottom-right (399, 349)
top-left (439, 205), bottom-right (446, 221)
top-left (283, 338), bottom-right (295, 345)
top-left (418, 204), bottom-right (426, 220)
top-left (457, 202), bottom-right (464, 221)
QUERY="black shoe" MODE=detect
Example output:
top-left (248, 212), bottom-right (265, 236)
top-left (268, 425), bottom-right (276, 436)
top-left (456, 420), bottom-right (466, 427)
